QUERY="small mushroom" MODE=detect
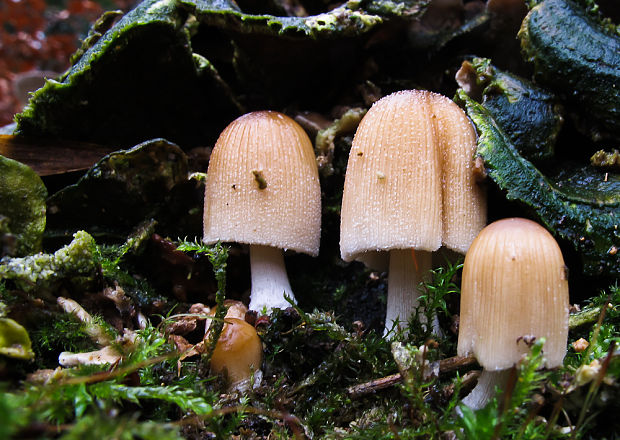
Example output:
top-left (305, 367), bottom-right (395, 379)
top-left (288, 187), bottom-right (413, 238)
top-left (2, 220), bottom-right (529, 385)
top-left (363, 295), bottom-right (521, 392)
top-left (340, 90), bottom-right (486, 335)
top-left (203, 111), bottom-right (321, 314)
top-left (204, 299), bottom-right (248, 334)
top-left (457, 218), bottom-right (569, 410)
top-left (210, 318), bottom-right (263, 390)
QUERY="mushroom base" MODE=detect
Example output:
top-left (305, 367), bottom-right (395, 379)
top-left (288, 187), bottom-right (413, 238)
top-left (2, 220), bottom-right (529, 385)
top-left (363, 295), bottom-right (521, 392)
top-left (460, 368), bottom-right (512, 411)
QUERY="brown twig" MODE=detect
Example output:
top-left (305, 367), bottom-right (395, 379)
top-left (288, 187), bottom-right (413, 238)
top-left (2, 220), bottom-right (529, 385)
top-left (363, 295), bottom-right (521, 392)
top-left (347, 373), bottom-right (403, 399)
top-left (347, 355), bottom-right (476, 398)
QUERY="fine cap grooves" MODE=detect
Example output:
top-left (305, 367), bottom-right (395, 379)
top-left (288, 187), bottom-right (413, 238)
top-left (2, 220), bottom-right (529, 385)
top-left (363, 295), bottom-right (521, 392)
top-left (340, 90), bottom-right (485, 262)
top-left (457, 218), bottom-right (569, 370)
top-left (203, 111), bottom-right (321, 256)
top-left (435, 96), bottom-right (487, 253)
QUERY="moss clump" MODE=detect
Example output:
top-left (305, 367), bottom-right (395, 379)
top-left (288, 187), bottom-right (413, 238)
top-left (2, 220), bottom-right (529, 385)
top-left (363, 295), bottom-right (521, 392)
top-left (0, 230), bottom-right (97, 291)
top-left (0, 155), bottom-right (47, 257)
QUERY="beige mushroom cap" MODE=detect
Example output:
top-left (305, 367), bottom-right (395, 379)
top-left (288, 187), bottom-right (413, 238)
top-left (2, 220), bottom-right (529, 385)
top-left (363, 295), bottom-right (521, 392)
top-left (457, 218), bottom-right (569, 370)
top-left (340, 90), bottom-right (485, 263)
top-left (203, 111), bottom-right (321, 256)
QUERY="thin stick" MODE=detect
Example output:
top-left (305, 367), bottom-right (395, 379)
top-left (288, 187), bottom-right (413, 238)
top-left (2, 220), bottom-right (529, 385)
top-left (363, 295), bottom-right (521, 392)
top-left (348, 355), bottom-right (476, 398)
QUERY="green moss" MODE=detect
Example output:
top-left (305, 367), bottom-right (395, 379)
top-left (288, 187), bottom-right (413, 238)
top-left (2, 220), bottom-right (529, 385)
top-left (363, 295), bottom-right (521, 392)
top-left (0, 155), bottom-right (47, 257)
top-left (0, 230), bottom-right (97, 291)
top-left (30, 312), bottom-right (98, 367)
top-left (176, 239), bottom-right (229, 365)
top-left (94, 221), bottom-right (165, 309)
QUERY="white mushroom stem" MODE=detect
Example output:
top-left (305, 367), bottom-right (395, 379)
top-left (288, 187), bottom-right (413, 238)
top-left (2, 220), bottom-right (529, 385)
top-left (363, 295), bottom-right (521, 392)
top-left (248, 244), bottom-right (296, 314)
top-left (460, 369), bottom-right (512, 411)
top-left (385, 249), bottom-right (433, 336)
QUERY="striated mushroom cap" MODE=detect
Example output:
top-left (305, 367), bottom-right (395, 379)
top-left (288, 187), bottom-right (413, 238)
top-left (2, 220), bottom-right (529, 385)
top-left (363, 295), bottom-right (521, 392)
top-left (457, 218), bottom-right (569, 370)
top-left (203, 111), bottom-right (321, 256)
top-left (210, 318), bottom-right (263, 386)
top-left (340, 90), bottom-right (485, 263)
top-left (437, 94), bottom-right (486, 253)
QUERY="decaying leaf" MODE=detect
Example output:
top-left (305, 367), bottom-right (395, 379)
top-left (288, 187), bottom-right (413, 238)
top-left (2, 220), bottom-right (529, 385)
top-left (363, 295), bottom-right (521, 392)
top-left (15, 0), bottom-right (240, 148)
top-left (455, 57), bottom-right (563, 162)
top-left (460, 90), bottom-right (619, 277)
top-left (46, 138), bottom-right (188, 241)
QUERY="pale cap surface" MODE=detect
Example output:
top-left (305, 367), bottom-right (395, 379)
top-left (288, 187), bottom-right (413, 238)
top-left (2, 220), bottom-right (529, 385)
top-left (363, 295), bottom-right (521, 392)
top-left (340, 90), bottom-right (485, 262)
top-left (457, 217), bottom-right (569, 370)
top-left (203, 111), bottom-right (321, 256)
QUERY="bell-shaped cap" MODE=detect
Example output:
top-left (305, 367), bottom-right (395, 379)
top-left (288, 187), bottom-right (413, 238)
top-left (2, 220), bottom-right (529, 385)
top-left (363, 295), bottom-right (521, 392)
top-left (436, 95), bottom-right (486, 253)
top-left (340, 90), bottom-right (485, 263)
top-left (203, 111), bottom-right (321, 256)
top-left (457, 218), bottom-right (569, 370)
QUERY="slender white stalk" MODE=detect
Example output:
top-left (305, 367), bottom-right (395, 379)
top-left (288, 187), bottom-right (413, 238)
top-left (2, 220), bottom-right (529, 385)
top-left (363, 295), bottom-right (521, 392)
top-left (248, 244), bottom-right (296, 314)
top-left (384, 249), bottom-right (432, 336)
top-left (460, 369), bottom-right (512, 411)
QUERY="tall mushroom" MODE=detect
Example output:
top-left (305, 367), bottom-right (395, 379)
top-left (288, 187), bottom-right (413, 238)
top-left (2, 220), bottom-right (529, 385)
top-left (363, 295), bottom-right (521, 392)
top-left (203, 111), bottom-right (321, 313)
top-left (457, 217), bottom-right (569, 410)
top-left (340, 90), bottom-right (486, 334)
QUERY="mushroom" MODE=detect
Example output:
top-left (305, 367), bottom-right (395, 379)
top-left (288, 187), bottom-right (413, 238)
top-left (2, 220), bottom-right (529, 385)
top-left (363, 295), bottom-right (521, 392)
top-left (457, 218), bottom-right (569, 410)
top-left (340, 90), bottom-right (486, 335)
top-left (210, 317), bottom-right (263, 390)
top-left (205, 299), bottom-right (248, 334)
top-left (203, 111), bottom-right (321, 314)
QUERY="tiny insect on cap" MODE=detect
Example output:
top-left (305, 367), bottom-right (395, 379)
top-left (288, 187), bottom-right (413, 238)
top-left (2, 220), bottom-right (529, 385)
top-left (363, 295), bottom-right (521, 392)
top-left (203, 111), bottom-right (321, 256)
top-left (457, 217), bottom-right (569, 370)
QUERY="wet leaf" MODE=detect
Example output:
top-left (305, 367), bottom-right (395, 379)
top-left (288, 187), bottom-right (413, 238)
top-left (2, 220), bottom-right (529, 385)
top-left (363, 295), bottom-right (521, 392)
top-left (456, 58), bottom-right (563, 162)
top-left (14, 0), bottom-right (433, 146)
top-left (460, 90), bottom-right (619, 277)
top-left (183, 0), bottom-right (424, 38)
top-left (519, 0), bottom-right (620, 140)
top-left (15, 0), bottom-right (240, 148)
top-left (0, 135), bottom-right (116, 176)
top-left (46, 138), bottom-right (188, 242)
